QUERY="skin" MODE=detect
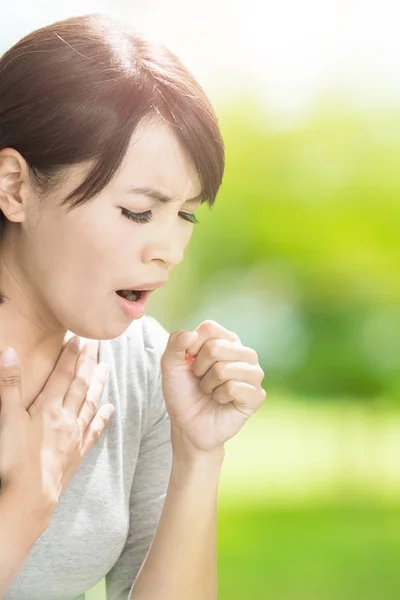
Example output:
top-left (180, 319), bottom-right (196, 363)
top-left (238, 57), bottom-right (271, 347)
top-left (0, 115), bottom-right (203, 410)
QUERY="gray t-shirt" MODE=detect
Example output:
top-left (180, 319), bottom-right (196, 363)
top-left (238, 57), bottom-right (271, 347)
top-left (4, 315), bottom-right (172, 600)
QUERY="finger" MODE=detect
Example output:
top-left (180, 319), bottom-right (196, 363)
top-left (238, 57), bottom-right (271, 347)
top-left (63, 341), bottom-right (99, 413)
top-left (0, 347), bottom-right (22, 412)
top-left (213, 381), bottom-right (267, 416)
top-left (80, 339), bottom-right (100, 362)
top-left (34, 336), bottom-right (80, 410)
top-left (199, 361), bottom-right (264, 395)
top-left (161, 330), bottom-right (199, 370)
top-left (191, 339), bottom-right (259, 378)
top-left (81, 403), bottom-right (115, 456)
top-left (77, 363), bottom-right (109, 435)
top-left (186, 320), bottom-right (240, 358)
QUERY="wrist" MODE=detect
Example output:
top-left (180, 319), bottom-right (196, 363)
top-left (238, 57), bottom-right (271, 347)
top-left (170, 425), bottom-right (225, 468)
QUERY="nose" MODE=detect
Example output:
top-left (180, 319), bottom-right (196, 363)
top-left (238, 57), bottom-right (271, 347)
top-left (142, 237), bottom-right (186, 268)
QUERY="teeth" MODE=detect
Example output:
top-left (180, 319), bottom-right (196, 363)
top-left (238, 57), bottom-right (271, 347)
top-left (119, 290), bottom-right (139, 301)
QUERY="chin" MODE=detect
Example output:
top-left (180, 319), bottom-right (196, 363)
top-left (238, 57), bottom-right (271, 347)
top-left (66, 314), bottom-right (139, 341)
top-left (59, 293), bottom-right (143, 341)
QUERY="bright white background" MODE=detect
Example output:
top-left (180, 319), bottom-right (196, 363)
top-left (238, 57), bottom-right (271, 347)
top-left (1, 0), bottom-right (400, 122)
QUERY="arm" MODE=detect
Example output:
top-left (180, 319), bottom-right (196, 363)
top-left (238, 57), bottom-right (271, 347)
top-left (130, 428), bottom-right (224, 600)
top-left (0, 485), bottom-right (52, 596)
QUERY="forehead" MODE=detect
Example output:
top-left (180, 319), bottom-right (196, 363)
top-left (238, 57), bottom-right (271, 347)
top-left (117, 117), bottom-right (202, 200)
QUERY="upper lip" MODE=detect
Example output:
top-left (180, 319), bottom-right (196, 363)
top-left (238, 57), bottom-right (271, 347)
top-left (118, 280), bottom-right (167, 291)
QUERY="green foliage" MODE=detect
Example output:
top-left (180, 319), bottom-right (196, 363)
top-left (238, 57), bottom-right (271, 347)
top-left (218, 504), bottom-right (400, 600)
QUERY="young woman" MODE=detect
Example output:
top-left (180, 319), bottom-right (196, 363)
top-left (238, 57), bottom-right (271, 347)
top-left (0, 13), bottom-right (266, 600)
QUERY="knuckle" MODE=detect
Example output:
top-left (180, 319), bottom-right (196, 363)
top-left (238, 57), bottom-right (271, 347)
top-left (205, 339), bottom-right (220, 358)
top-left (58, 444), bottom-right (69, 456)
top-left (63, 366), bottom-right (75, 380)
top-left (1, 373), bottom-right (21, 386)
top-left (226, 380), bottom-right (238, 397)
top-left (200, 320), bottom-right (217, 334)
top-left (49, 406), bottom-right (63, 421)
top-left (75, 375), bottom-right (89, 394)
top-left (61, 418), bottom-right (75, 435)
top-left (171, 329), bottom-right (185, 341)
top-left (68, 421), bottom-right (78, 436)
top-left (215, 362), bottom-right (227, 380)
top-left (92, 427), bottom-right (101, 439)
top-left (247, 347), bottom-right (259, 363)
top-left (86, 397), bottom-right (97, 412)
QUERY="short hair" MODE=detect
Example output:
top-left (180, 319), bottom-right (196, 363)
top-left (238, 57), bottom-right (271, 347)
top-left (0, 12), bottom-right (224, 215)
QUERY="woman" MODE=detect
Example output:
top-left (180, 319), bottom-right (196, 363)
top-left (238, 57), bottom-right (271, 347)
top-left (0, 13), bottom-right (266, 600)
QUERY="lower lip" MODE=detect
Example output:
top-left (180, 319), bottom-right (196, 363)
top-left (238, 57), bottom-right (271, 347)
top-left (115, 290), bottom-right (153, 319)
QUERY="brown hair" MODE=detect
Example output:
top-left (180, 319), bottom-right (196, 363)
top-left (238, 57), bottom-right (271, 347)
top-left (0, 13), bottom-right (225, 302)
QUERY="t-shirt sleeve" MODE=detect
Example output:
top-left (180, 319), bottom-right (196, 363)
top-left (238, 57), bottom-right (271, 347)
top-left (105, 317), bottom-right (172, 600)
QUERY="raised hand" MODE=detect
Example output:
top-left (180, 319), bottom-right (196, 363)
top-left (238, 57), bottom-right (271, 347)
top-left (160, 320), bottom-right (266, 454)
top-left (0, 337), bottom-right (114, 514)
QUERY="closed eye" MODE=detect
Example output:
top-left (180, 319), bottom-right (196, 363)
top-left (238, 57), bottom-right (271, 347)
top-left (121, 208), bottom-right (199, 224)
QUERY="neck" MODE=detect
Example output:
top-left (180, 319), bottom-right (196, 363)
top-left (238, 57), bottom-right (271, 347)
top-left (0, 250), bottom-right (71, 410)
top-left (0, 302), bottom-right (71, 410)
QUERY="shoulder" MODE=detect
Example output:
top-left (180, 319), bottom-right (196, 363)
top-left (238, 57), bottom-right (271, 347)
top-left (140, 315), bottom-right (170, 363)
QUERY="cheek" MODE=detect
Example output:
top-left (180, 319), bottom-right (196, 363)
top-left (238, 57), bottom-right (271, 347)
top-left (74, 215), bottom-right (145, 283)
top-left (28, 216), bottom-right (113, 288)
top-left (65, 211), bottom-right (119, 265)
top-left (182, 224), bottom-right (194, 244)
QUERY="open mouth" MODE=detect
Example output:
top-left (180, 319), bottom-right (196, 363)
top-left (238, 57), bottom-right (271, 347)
top-left (116, 290), bottom-right (144, 302)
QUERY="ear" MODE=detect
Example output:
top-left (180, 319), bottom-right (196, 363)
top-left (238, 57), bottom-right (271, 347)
top-left (0, 148), bottom-right (30, 224)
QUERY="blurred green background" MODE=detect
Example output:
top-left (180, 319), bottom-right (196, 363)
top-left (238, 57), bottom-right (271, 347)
top-left (4, 1), bottom-right (400, 599)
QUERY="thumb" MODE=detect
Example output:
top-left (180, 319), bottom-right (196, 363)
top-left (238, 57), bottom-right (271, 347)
top-left (0, 347), bottom-right (22, 413)
top-left (162, 330), bottom-right (199, 367)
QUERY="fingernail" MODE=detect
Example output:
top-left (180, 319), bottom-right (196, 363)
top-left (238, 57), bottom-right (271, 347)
top-left (105, 406), bottom-right (115, 420)
top-left (69, 335), bottom-right (79, 345)
top-left (1, 347), bottom-right (18, 367)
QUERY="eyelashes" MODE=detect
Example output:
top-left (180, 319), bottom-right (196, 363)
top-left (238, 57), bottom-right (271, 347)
top-left (121, 208), bottom-right (199, 225)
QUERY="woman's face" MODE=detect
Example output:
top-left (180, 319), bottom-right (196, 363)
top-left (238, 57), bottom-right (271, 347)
top-left (0, 117), bottom-right (202, 340)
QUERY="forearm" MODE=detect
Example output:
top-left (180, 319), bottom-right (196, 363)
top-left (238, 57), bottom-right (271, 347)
top-left (131, 430), bottom-right (225, 600)
top-left (0, 485), bottom-right (52, 596)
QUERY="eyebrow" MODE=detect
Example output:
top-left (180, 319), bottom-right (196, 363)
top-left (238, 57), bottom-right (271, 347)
top-left (128, 187), bottom-right (205, 205)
